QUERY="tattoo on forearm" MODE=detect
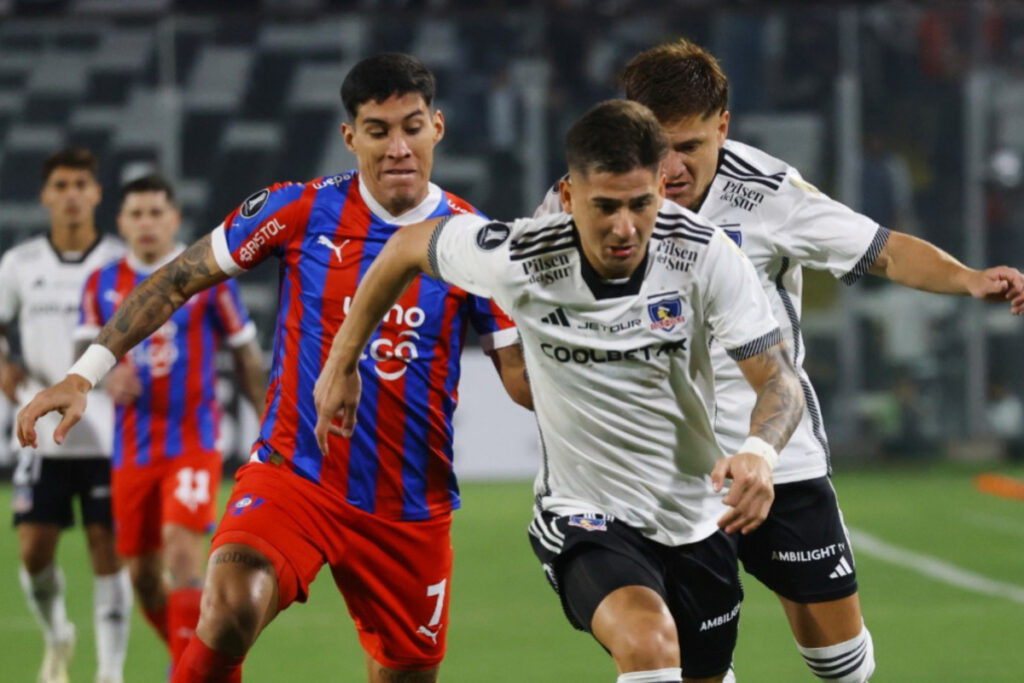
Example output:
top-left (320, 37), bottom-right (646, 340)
top-left (96, 235), bottom-right (222, 357)
top-left (748, 345), bottom-right (804, 449)
top-left (211, 551), bottom-right (271, 571)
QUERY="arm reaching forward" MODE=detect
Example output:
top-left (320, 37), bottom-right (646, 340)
top-left (710, 340), bottom-right (805, 535)
top-left (314, 217), bottom-right (444, 454)
top-left (869, 231), bottom-right (1024, 314)
top-left (16, 235), bottom-right (229, 447)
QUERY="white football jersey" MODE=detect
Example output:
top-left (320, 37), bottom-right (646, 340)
top-left (431, 202), bottom-right (781, 546)
top-left (0, 234), bottom-right (124, 457)
top-left (533, 145), bottom-right (888, 484)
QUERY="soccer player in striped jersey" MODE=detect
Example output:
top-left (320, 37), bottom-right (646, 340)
top-left (16, 53), bottom-right (527, 683)
top-left (610, 40), bottom-right (1024, 682)
top-left (316, 100), bottom-right (806, 683)
top-left (75, 173), bottom-right (265, 673)
top-left (0, 147), bottom-right (129, 683)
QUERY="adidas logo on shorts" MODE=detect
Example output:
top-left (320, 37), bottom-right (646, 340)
top-left (829, 556), bottom-right (854, 579)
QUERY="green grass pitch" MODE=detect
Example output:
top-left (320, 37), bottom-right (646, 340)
top-left (1, 464), bottom-right (1022, 681)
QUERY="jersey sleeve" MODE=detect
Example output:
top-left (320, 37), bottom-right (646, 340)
top-left (428, 213), bottom-right (515, 303)
top-left (208, 278), bottom-right (257, 349)
top-left (209, 182), bottom-right (308, 276)
top-left (700, 229), bottom-right (782, 360)
top-left (466, 296), bottom-right (518, 351)
top-left (73, 268), bottom-right (104, 342)
top-left (771, 169), bottom-right (891, 285)
top-left (0, 250), bottom-right (20, 325)
top-left (532, 179), bottom-right (565, 218)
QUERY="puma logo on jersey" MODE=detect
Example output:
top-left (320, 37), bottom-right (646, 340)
top-left (417, 624), bottom-right (441, 645)
top-left (317, 235), bottom-right (350, 263)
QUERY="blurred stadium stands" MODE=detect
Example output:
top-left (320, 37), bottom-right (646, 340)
top-left (0, 0), bottom-right (1021, 469)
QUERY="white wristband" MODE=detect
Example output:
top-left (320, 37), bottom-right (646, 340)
top-left (67, 344), bottom-right (117, 389)
top-left (739, 436), bottom-right (779, 470)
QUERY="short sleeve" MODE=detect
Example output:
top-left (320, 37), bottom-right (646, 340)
top-left (210, 183), bottom-right (307, 276)
top-left (429, 213), bottom-right (513, 300)
top-left (700, 230), bottom-right (782, 360)
top-left (771, 170), bottom-right (890, 285)
top-left (0, 250), bottom-right (20, 324)
top-left (73, 268), bottom-right (104, 342)
top-left (208, 279), bottom-right (257, 348)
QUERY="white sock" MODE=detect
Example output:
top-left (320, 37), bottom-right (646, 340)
top-left (617, 668), bottom-right (683, 682)
top-left (19, 563), bottom-right (73, 644)
top-left (797, 624), bottom-right (875, 682)
top-left (94, 568), bottom-right (132, 679)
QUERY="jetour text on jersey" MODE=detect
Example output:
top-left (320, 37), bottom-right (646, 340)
top-left (540, 338), bottom-right (687, 364)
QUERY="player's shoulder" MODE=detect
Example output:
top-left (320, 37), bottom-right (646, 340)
top-left (436, 187), bottom-right (482, 217)
top-left (3, 234), bottom-right (49, 263)
top-left (505, 211), bottom-right (575, 262)
top-left (718, 140), bottom-right (794, 194)
top-left (654, 200), bottom-right (718, 248)
top-left (94, 234), bottom-right (126, 259)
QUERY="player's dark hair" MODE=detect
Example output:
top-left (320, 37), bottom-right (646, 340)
top-left (119, 172), bottom-right (176, 208)
top-left (565, 100), bottom-right (667, 177)
top-left (41, 146), bottom-right (98, 184)
top-left (340, 53), bottom-right (436, 120)
top-left (621, 39), bottom-right (729, 123)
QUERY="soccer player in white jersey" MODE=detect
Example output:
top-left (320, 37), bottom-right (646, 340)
top-left (0, 147), bottom-right (131, 683)
top-left (314, 100), bottom-right (807, 683)
top-left (595, 40), bottom-right (1021, 682)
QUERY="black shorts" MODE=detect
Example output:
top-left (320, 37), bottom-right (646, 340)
top-left (738, 475), bottom-right (858, 603)
top-left (11, 451), bottom-right (113, 528)
top-left (529, 511), bottom-right (741, 679)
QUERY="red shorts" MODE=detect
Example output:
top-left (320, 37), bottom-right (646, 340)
top-left (112, 449), bottom-right (221, 557)
top-left (211, 462), bottom-right (453, 670)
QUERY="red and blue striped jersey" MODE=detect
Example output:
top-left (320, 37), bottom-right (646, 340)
top-left (76, 247), bottom-right (256, 469)
top-left (209, 171), bottom-right (517, 521)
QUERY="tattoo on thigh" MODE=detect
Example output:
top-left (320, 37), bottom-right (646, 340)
top-left (211, 551), bottom-right (270, 571)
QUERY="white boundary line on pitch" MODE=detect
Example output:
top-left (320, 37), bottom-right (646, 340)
top-left (848, 527), bottom-right (1024, 606)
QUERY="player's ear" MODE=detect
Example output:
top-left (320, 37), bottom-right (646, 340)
top-left (432, 108), bottom-right (445, 144)
top-left (657, 170), bottom-right (667, 198)
top-left (718, 110), bottom-right (730, 146)
top-left (341, 121), bottom-right (356, 153)
top-left (558, 176), bottom-right (573, 214)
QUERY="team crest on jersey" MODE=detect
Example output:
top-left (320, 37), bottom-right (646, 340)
top-left (720, 223), bottom-right (742, 247)
top-left (240, 189), bottom-right (269, 218)
top-left (230, 494), bottom-right (265, 516)
top-left (568, 513), bottom-right (609, 531)
top-left (475, 222), bottom-right (511, 250)
top-left (648, 296), bottom-right (686, 331)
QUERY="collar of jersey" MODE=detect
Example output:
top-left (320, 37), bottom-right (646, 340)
top-left (573, 224), bottom-right (650, 300)
top-left (47, 233), bottom-right (104, 264)
top-left (126, 243), bottom-right (185, 275)
top-left (357, 175), bottom-right (443, 225)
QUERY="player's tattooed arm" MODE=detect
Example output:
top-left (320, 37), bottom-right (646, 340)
top-left (95, 235), bottom-right (229, 358)
top-left (231, 339), bottom-right (267, 414)
top-left (735, 341), bottom-right (804, 451)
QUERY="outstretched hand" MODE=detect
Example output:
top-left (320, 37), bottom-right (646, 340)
top-left (970, 266), bottom-right (1024, 314)
top-left (711, 451), bottom-right (774, 535)
top-left (312, 361), bottom-right (361, 456)
top-left (16, 374), bottom-right (92, 448)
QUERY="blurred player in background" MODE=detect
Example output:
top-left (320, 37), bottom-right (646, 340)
top-left (0, 147), bottom-right (129, 683)
top-left (75, 173), bottom-right (266, 674)
top-left (17, 53), bottom-right (528, 683)
top-left (608, 40), bottom-right (1024, 682)
top-left (315, 100), bottom-right (806, 683)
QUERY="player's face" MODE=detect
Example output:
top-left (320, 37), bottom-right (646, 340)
top-left (342, 92), bottom-right (444, 217)
top-left (40, 167), bottom-right (101, 228)
top-left (660, 110), bottom-right (729, 210)
top-left (560, 166), bottom-right (665, 280)
top-left (117, 190), bottom-right (180, 263)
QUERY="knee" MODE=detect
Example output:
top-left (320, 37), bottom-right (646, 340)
top-left (196, 575), bottom-right (270, 655)
top-left (20, 546), bottom-right (53, 574)
top-left (162, 531), bottom-right (203, 588)
top-left (608, 611), bottom-right (680, 671)
top-left (798, 625), bottom-right (875, 682)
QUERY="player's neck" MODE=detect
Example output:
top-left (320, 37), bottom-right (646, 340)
top-left (49, 221), bottom-right (98, 253)
top-left (132, 243), bottom-right (175, 266)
